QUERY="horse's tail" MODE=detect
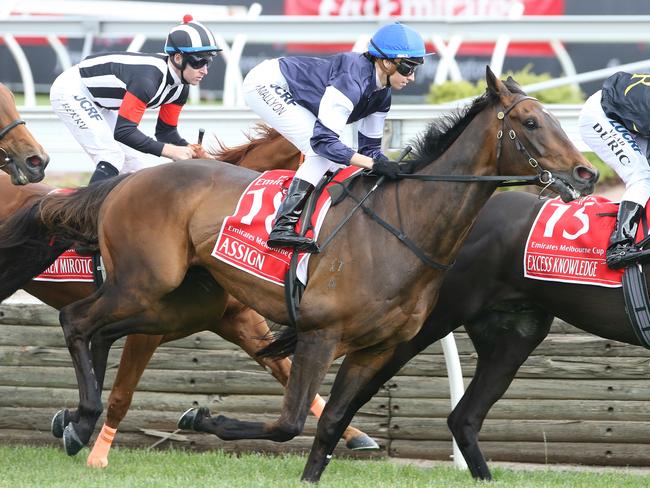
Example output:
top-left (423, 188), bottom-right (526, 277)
top-left (256, 327), bottom-right (297, 359)
top-left (0, 176), bottom-right (128, 301)
top-left (37, 175), bottom-right (129, 244)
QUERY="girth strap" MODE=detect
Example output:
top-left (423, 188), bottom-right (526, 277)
top-left (622, 264), bottom-right (650, 349)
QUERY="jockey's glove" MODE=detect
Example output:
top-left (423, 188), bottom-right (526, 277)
top-left (372, 155), bottom-right (403, 180)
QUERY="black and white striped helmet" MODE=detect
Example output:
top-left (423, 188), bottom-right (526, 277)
top-left (164, 15), bottom-right (221, 56)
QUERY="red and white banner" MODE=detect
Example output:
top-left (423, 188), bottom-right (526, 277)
top-left (524, 196), bottom-right (627, 287)
top-left (212, 167), bottom-right (360, 286)
top-left (284, 0), bottom-right (563, 55)
top-left (33, 249), bottom-right (94, 282)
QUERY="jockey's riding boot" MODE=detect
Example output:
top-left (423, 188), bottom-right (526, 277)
top-left (606, 200), bottom-right (644, 269)
top-left (267, 178), bottom-right (319, 253)
top-left (88, 161), bottom-right (119, 184)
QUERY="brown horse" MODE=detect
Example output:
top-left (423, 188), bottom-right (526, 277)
top-left (0, 83), bottom-right (49, 184)
top-left (0, 128), bottom-right (375, 468)
top-left (5, 68), bottom-right (598, 482)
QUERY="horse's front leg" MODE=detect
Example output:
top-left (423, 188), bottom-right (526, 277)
top-left (186, 327), bottom-right (338, 443)
top-left (299, 314), bottom-right (457, 483)
top-left (448, 308), bottom-right (552, 480)
top-left (212, 307), bottom-right (378, 450)
top-left (301, 346), bottom-right (403, 483)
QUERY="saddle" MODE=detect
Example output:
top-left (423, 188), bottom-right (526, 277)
top-left (284, 168), bottom-right (366, 325)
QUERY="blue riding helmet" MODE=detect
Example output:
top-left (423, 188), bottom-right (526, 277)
top-left (368, 21), bottom-right (431, 64)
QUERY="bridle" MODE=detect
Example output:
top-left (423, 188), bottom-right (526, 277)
top-left (0, 118), bottom-right (25, 168)
top-left (495, 95), bottom-right (554, 190)
top-left (318, 95), bottom-right (565, 273)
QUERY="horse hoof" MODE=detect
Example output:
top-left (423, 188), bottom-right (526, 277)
top-left (178, 407), bottom-right (211, 431)
top-left (51, 409), bottom-right (70, 439)
top-left (345, 434), bottom-right (380, 451)
top-left (62, 424), bottom-right (85, 456)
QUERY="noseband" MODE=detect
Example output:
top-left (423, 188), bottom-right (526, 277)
top-left (0, 119), bottom-right (26, 168)
top-left (495, 96), bottom-right (554, 188)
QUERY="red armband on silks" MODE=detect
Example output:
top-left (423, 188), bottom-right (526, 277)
top-left (159, 103), bottom-right (183, 126)
top-left (118, 92), bottom-right (147, 124)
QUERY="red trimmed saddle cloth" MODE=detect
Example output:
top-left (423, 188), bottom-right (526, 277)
top-left (211, 167), bottom-right (360, 286)
top-left (34, 249), bottom-right (94, 283)
top-left (34, 189), bottom-right (95, 283)
top-left (524, 195), bottom-right (650, 288)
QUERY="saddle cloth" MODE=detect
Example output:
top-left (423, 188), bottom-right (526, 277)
top-left (523, 195), bottom-right (650, 288)
top-left (211, 167), bottom-right (360, 286)
top-left (34, 249), bottom-right (94, 282)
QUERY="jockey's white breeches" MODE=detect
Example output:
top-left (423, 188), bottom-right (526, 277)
top-left (242, 58), bottom-right (345, 186)
top-left (579, 90), bottom-right (650, 206)
top-left (50, 67), bottom-right (146, 173)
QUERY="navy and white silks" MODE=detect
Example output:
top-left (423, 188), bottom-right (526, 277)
top-left (243, 53), bottom-right (390, 186)
top-left (579, 72), bottom-right (650, 206)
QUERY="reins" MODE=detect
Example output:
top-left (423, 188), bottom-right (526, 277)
top-left (0, 119), bottom-right (26, 168)
top-left (400, 95), bottom-right (553, 190)
top-left (318, 95), bottom-right (555, 270)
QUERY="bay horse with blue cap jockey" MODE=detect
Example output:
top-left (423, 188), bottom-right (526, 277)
top-left (242, 21), bottom-right (433, 253)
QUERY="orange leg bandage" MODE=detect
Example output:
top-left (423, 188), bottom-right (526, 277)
top-left (310, 394), bottom-right (325, 418)
top-left (86, 424), bottom-right (117, 468)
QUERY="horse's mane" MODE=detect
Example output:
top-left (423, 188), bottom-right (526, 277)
top-left (210, 123), bottom-right (283, 165)
top-left (409, 78), bottom-right (526, 171)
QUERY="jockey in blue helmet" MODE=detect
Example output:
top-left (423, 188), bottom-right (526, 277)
top-left (242, 21), bottom-right (431, 252)
top-left (367, 21), bottom-right (427, 86)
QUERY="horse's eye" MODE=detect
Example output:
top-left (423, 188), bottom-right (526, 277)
top-left (524, 118), bottom-right (538, 130)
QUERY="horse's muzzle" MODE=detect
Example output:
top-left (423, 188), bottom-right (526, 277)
top-left (6, 152), bottom-right (49, 185)
top-left (551, 164), bottom-right (599, 202)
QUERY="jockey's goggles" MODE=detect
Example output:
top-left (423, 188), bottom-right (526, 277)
top-left (185, 53), bottom-right (213, 69)
top-left (393, 59), bottom-right (421, 77)
top-left (369, 39), bottom-right (422, 77)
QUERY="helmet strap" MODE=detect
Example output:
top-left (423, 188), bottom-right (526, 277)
top-left (378, 59), bottom-right (394, 88)
top-left (169, 53), bottom-right (189, 84)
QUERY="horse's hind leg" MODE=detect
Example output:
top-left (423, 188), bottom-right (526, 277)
top-left (59, 275), bottom-right (192, 455)
top-left (204, 305), bottom-right (378, 450)
top-left (187, 327), bottom-right (338, 443)
top-left (86, 334), bottom-right (164, 468)
top-left (85, 268), bottom-right (227, 466)
top-left (58, 291), bottom-right (119, 455)
top-left (448, 307), bottom-right (552, 480)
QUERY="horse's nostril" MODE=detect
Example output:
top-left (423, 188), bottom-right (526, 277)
top-left (26, 155), bottom-right (43, 168)
top-left (576, 166), bottom-right (598, 182)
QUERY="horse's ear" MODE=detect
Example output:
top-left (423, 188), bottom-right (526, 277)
top-left (506, 75), bottom-right (523, 92)
top-left (485, 65), bottom-right (510, 96)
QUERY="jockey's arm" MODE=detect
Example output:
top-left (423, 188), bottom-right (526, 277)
top-left (349, 152), bottom-right (374, 169)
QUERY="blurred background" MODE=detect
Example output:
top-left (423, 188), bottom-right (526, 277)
top-left (3, 0), bottom-right (650, 181)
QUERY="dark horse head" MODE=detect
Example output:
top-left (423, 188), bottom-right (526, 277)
top-left (484, 68), bottom-right (598, 201)
top-left (406, 67), bottom-right (598, 204)
top-left (0, 84), bottom-right (49, 185)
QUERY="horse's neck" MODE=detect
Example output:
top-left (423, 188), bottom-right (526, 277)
top-left (0, 177), bottom-right (50, 219)
top-left (238, 138), bottom-right (301, 172)
top-left (404, 109), bottom-right (500, 263)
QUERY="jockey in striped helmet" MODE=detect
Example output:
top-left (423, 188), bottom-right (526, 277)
top-left (165, 15), bottom-right (222, 84)
top-left (49, 15), bottom-right (220, 183)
